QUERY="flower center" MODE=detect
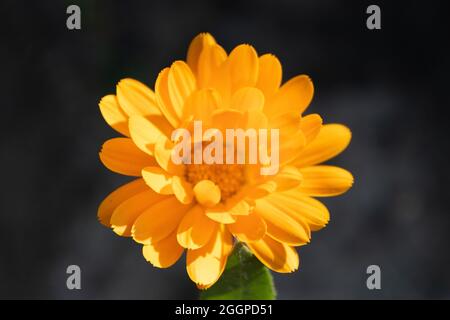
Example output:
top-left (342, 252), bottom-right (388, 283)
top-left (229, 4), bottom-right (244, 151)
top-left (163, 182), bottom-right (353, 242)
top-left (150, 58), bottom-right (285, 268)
top-left (185, 163), bottom-right (246, 201)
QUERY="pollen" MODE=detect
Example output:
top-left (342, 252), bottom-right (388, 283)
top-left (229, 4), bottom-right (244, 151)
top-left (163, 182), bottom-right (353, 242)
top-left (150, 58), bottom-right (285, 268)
top-left (185, 163), bottom-right (246, 201)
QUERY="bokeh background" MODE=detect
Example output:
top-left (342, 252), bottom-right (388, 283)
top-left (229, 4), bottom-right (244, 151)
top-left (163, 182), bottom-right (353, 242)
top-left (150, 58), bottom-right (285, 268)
top-left (1, 0), bottom-right (449, 299)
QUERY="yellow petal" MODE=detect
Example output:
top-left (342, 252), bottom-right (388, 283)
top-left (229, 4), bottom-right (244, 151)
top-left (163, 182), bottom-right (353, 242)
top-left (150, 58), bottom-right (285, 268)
top-left (172, 176), bottom-right (194, 204)
top-left (243, 110), bottom-right (268, 130)
top-left (187, 33), bottom-right (217, 77)
top-left (226, 197), bottom-right (253, 215)
top-left (278, 129), bottom-right (306, 166)
top-left (269, 111), bottom-right (301, 137)
top-left (183, 88), bottom-right (221, 125)
top-left (300, 114), bottom-right (322, 143)
top-left (222, 225), bottom-right (234, 257)
top-left (186, 227), bottom-right (228, 286)
top-left (227, 213), bottom-right (266, 242)
top-left (98, 178), bottom-right (148, 227)
top-left (227, 44), bottom-right (259, 92)
top-left (266, 191), bottom-right (330, 231)
top-left (193, 180), bottom-right (221, 208)
top-left (197, 43), bottom-right (227, 88)
top-left (204, 195), bottom-right (252, 223)
top-left (142, 230), bottom-right (184, 268)
top-left (99, 138), bottom-right (157, 176)
top-left (128, 116), bottom-right (166, 156)
top-left (245, 181), bottom-right (277, 199)
top-left (177, 205), bottom-right (218, 249)
top-left (168, 61), bottom-right (196, 119)
top-left (265, 75), bottom-right (314, 117)
top-left (205, 226), bottom-right (233, 288)
top-left (254, 198), bottom-right (310, 246)
top-left (154, 135), bottom-right (184, 175)
top-left (209, 57), bottom-right (232, 106)
top-left (141, 166), bottom-right (173, 195)
top-left (247, 236), bottom-right (299, 273)
top-left (266, 112), bottom-right (305, 166)
top-left (256, 54), bottom-right (282, 98)
top-left (231, 87), bottom-right (265, 112)
top-left (116, 78), bottom-right (161, 117)
top-left (205, 207), bottom-right (237, 224)
top-left (298, 165), bottom-right (354, 196)
top-left (132, 197), bottom-right (192, 244)
top-left (110, 190), bottom-right (165, 236)
top-left (210, 108), bottom-right (244, 132)
top-left (145, 115), bottom-right (174, 137)
top-left (272, 165), bottom-right (303, 191)
top-left (293, 124), bottom-right (351, 167)
top-left (155, 68), bottom-right (180, 128)
top-left (99, 95), bottom-right (129, 136)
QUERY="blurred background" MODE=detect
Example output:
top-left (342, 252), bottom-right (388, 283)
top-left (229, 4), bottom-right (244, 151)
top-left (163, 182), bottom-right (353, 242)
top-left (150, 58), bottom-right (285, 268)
top-left (1, 0), bottom-right (449, 299)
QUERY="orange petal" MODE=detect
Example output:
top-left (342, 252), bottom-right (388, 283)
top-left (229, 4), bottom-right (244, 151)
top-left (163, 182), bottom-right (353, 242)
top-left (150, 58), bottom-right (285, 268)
top-left (265, 75), bottom-right (314, 117)
top-left (247, 236), bottom-right (299, 273)
top-left (186, 227), bottom-right (229, 286)
top-left (278, 130), bottom-right (306, 166)
top-left (155, 68), bottom-right (180, 128)
top-left (142, 230), bottom-right (184, 268)
top-left (293, 124), bottom-right (351, 167)
top-left (99, 95), bottom-right (129, 136)
top-left (177, 205), bottom-right (218, 249)
top-left (231, 87), bottom-right (265, 112)
top-left (254, 198), bottom-right (310, 246)
top-left (168, 61), bottom-right (196, 119)
top-left (210, 108), bottom-right (244, 132)
top-left (193, 180), bottom-right (221, 208)
top-left (172, 176), bottom-right (194, 204)
top-left (128, 116), bottom-right (163, 156)
top-left (298, 165), bottom-right (354, 197)
top-left (209, 57), bottom-right (232, 106)
top-left (243, 109), bottom-right (268, 130)
top-left (272, 166), bottom-right (303, 191)
top-left (227, 213), bottom-right (266, 242)
top-left (183, 88), bottom-right (221, 125)
top-left (132, 197), bottom-right (192, 244)
top-left (99, 138), bottom-right (157, 176)
top-left (222, 225), bottom-right (234, 257)
top-left (300, 114), bottom-right (322, 143)
top-left (256, 54), bottom-right (282, 98)
top-left (116, 78), bottom-right (161, 117)
top-left (227, 44), bottom-right (259, 92)
top-left (205, 208), bottom-right (237, 224)
top-left (154, 135), bottom-right (185, 176)
top-left (245, 181), bottom-right (277, 199)
top-left (197, 43), bottom-right (227, 88)
top-left (97, 178), bottom-right (148, 227)
top-left (187, 33), bottom-right (217, 77)
top-left (141, 166), bottom-right (173, 195)
top-left (110, 190), bottom-right (165, 236)
top-left (269, 111), bottom-right (301, 137)
top-left (265, 190), bottom-right (330, 231)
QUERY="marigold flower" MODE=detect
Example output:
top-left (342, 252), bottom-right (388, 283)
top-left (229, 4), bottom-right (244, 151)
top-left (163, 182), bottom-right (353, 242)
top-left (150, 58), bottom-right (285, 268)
top-left (98, 33), bottom-right (353, 289)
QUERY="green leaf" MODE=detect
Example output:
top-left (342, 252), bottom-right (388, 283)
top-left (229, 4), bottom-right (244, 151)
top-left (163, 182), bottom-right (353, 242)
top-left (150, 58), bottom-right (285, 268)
top-left (199, 242), bottom-right (276, 300)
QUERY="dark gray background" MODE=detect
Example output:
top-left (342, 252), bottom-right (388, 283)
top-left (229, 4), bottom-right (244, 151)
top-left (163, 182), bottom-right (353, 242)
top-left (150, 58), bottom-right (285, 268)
top-left (1, 0), bottom-right (449, 299)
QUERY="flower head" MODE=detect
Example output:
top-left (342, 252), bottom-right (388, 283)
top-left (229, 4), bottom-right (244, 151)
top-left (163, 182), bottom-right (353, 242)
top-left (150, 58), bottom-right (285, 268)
top-left (98, 33), bottom-right (353, 288)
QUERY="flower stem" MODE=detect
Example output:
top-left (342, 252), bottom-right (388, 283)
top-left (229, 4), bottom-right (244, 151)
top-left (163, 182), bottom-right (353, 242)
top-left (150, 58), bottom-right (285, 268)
top-left (199, 242), bottom-right (276, 300)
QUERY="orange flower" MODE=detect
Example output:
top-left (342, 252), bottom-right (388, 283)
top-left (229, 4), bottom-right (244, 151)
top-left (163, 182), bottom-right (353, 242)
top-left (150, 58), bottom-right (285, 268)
top-left (98, 33), bottom-right (353, 289)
